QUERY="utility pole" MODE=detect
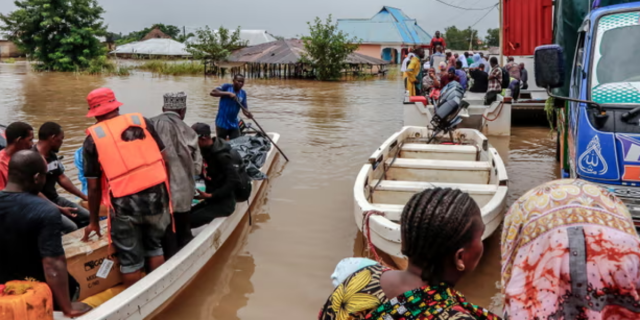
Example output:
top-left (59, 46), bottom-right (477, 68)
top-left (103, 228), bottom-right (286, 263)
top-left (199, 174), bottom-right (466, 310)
top-left (499, 0), bottom-right (504, 65)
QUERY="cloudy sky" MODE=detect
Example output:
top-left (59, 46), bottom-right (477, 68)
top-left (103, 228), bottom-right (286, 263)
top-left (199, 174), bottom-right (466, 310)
top-left (0, 0), bottom-right (499, 38)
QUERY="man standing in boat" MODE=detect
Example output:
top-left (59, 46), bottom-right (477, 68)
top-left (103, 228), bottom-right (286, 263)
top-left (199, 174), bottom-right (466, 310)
top-left (210, 74), bottom-right (253, 140)
top-left (82, 87), bottom-right (172, 288)
top-left (151, 92), bottom-right (202, 258)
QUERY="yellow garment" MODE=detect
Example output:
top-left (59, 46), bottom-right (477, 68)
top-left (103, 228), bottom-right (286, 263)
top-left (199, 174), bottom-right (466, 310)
top-left (403, 57), bottom-right (421, 96)
top-left (81, 285), bottom-right (126, 308)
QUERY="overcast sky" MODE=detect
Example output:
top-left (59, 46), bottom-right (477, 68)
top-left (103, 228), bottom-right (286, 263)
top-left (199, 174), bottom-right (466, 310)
top-left (0, 0), bottom-right (499, 38)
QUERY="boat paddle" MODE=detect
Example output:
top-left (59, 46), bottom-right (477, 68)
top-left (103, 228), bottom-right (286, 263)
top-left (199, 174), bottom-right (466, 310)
top-left (235, 98), bottom-right (290, 162)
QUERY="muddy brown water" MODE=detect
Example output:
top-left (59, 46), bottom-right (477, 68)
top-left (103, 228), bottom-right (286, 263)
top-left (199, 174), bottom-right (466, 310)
top-left (0, 63), bottom-right (559, 319)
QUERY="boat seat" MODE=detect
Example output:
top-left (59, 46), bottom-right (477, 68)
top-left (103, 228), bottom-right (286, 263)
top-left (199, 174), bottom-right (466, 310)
top-left (385, 158), bottom-right (491, 184)
top-left (400, 144), bottom-right (477, 161)
top-left (372, 180), bottom-right (498, 194)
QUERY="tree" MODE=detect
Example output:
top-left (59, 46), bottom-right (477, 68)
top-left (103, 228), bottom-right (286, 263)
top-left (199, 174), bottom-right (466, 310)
top-left (485, 28), bottom-right (500, 47)
top-left (300, 15), bottom-right (360, 81)
top-left (444, 26), bottom-right (481, 50)
top-left (175, 32), bottom-right (195, 43)
top-left (185, 26), bottom-right (246, 61)
top-left (0, 0), bottom-right (107, 71)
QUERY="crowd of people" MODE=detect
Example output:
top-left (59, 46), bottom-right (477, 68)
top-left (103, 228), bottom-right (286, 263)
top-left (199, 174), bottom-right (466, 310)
top-left (320, 179), bottom-right (640, 319)
top-left (0, 74), bottom-right (252, 317)
top-left (402, 33), bottom-right (529, 107)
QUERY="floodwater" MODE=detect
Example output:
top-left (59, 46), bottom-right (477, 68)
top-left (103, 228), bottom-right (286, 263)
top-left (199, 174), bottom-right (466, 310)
top-left (0, 62), bottom-right (559, 319)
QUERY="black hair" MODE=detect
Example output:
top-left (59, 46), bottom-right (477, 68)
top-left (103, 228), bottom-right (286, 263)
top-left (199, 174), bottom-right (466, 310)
top-left (400, 188), bottom-right (481, 283)
top-left (490, 57), bottom-right (498, 65)
top-left (8, 150), bottom-right (46, 184)
top-left (38, 122), bottom-right (62, 141)
top-left (479, 63), bottom-right (485, 69)
top-left (6, 122), bottom-right (33, 145)
top-left (234, 74), bottom-right (245, 80)
top-left (456, 60), bottom-right (463, 68)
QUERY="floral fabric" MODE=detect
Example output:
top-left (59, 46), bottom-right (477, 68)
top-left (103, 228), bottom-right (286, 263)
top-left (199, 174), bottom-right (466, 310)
top-left (501, 179), bottom-right (640, 319)
top-left (319, 265), bottom-right (499, 320)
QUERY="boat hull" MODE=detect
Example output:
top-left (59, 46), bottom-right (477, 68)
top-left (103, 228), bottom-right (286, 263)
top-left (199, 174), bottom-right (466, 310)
top-left (56, 133), bottom-right (280, 320)
top-left (354, 127), bottom-right (508, 259)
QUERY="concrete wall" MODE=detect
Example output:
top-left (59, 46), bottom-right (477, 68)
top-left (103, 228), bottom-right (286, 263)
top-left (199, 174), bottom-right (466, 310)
top-left (356, 44), bottom-right (382, 60)
top-left (0, 41), bottom-right (20, 58)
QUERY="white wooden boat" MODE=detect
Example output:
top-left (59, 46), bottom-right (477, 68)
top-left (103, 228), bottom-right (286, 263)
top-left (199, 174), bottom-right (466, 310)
top-left (353, 126), bottom-right (508, 261)
top-left (55, 133), bottom-right (280, 320)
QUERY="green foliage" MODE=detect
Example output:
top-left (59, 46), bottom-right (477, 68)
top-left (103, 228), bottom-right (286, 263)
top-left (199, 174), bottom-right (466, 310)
top-left (115, 24), bottom-right (182, 45)
top-left (175, 32), bottom-right (195, 43)
top-left (300, 15), bottom-right (360, 81)
top-left (136, 60), bottom-right (204, 75)
top-left (82, 56), bottom-right (131, 76)
top-left (185, 26), bottom-right (246, 61)
top-left (2, 58), bottom-right (16, 64)
top-left (0, 0), bottom-right (107, 71)
top-left (443, 26), bottom-right (480, 50)
top-left (485, 28), bottom-right (500, 47)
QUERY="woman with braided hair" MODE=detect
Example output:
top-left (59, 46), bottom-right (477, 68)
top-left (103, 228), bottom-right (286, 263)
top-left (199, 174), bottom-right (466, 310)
top-left (319, 188), bottom-right (499, 320)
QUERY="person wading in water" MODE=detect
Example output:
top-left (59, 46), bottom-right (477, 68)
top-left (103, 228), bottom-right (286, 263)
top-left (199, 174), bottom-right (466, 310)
top-left (82, 87), bottom-right (172, 287)
top-left (210, 74), bottom-right (253, 140)
top-left (0, 150), bottom-right (92, 317)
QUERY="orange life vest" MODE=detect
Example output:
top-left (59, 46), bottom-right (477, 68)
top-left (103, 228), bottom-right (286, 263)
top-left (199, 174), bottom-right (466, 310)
top-left (87, 113), bottom-right (168, 200)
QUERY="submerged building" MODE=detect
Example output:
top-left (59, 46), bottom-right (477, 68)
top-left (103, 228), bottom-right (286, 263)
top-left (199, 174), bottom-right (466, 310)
top-left (337, 6), bottom-right (432, 64)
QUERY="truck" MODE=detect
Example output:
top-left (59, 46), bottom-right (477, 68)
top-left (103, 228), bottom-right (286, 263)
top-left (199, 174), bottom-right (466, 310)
top-left (535, 1), bottom-right (640, 225)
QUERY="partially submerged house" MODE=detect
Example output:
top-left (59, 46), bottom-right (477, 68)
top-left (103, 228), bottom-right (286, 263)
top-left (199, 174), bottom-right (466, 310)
top-left (110, 38), bottom-right (190, 57)
top-left (142, 27), bottom-right (172, 41)
top-left (337, 6), bottom-right (432, 64)
top-left (0, 33), bottom-right (20, 58)
top-left (220, 39), bottom-right (389, 78)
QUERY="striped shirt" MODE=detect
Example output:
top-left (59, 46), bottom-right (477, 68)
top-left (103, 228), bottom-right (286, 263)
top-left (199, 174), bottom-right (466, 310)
top-left (215, 83), bottom-right (248, 130)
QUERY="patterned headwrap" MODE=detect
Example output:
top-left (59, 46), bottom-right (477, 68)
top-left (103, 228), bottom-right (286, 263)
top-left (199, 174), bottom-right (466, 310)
top-left (501, 179), bottom-right (640, 319)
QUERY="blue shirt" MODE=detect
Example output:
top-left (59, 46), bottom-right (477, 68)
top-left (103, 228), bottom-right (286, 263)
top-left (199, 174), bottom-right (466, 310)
top-left (215, 83), bottom-right (247, 130)
top-left (455, 69), bottom-right (468, 90)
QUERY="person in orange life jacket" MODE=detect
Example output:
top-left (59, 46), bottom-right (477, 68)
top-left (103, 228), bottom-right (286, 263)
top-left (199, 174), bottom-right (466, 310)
top-left (35, 122), bottom-right (90, 234)
top-left (190, 123), bottom-right (241, 228)
top-left (0, 121), bottom-right (34, 189)
top-left (81, 88), bottom-right (171, 288)
top-left (210, 74), bottom-right (253, 140)
top-left (0, 150), bottom-right (91, 317)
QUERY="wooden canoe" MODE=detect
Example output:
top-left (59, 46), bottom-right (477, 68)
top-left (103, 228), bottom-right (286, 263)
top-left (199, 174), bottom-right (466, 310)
top-left (353, 126), bottom-right (508, 260)
top-left (55, 133), bottom-right (280, 320)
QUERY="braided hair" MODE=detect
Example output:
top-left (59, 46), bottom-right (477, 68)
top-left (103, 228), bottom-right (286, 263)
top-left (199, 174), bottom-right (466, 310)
top-left (400, 188), bottom-right (481, 283)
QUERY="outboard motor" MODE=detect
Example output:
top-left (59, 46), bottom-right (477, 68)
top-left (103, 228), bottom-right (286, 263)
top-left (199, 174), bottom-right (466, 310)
top-left (428, 82), bottom-right (468, 143)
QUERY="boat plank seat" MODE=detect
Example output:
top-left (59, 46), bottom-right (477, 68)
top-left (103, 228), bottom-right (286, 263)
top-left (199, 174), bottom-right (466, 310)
top-left (400, 144), bottom-right (477, 161)
top-left (385, 158), bottom-right (491, 184)
top-left (369, 204), bottom-right (404, 222)
top-left (371, 180), bottom-right (495, 208)
top-left (372, 180), bottom-right (498, 194)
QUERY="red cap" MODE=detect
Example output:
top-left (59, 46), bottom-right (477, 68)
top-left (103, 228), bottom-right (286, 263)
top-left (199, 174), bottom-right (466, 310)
top-left (86, 88), bottom-right (123, 118)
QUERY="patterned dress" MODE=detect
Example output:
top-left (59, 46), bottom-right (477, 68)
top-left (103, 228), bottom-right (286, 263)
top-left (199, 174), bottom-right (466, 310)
top-left (319, 265), bottom-right (499, 320)
top-left (502, 179), bottom-right (640, 319)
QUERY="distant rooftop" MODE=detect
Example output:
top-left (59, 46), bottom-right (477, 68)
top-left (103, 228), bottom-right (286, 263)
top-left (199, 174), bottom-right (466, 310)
top-left (337, 6), bottom-right (432, 46)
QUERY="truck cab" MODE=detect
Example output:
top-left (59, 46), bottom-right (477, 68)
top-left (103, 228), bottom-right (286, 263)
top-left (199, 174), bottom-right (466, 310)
top-left (541, 3), bottom-right (640, 225)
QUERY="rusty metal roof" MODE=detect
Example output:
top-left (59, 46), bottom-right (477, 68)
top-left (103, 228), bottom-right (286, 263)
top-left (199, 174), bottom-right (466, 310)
top-left (228, 39), bottom-right (388, 65)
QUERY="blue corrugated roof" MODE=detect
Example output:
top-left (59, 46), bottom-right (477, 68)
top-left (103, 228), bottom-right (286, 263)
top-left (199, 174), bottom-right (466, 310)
top-left (337, 6), bottom-right (432, 45)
